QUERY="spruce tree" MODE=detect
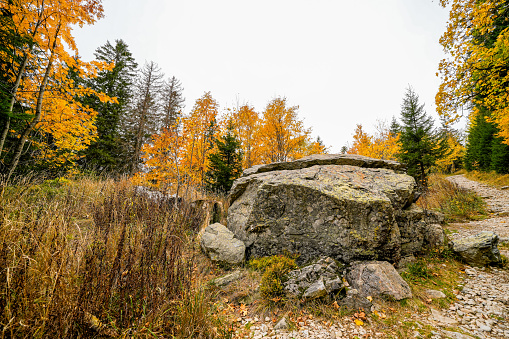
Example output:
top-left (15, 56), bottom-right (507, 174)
top-left (205, 124), bottom-right (243, 194)
top-left (464, 106), bottom-right (509, 173)
top-left (398, 87), bottom-right (446, 187)
top-left (160, 76), bottom-right (185, 128)
top-left (81, 40), bottom-right (138, 173)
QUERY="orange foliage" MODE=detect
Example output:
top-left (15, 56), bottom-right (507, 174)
top-left (142, 96), bottom-right (327, 189)
top-left (348, 122), bottom-right (400, 161)
top-left (258, 97), bottom-right (312, 163)
top-left (3, 0), bottom-right (113, 173)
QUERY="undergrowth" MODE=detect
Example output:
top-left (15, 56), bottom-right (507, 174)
top-left (248, 255), bottom-right (298, 301)
top-left (417, 174), bottom-right (487, 221)
top-left (0, 175), bottom-right (228, 338)
top-left (462, 169), bottom-right (509, 188)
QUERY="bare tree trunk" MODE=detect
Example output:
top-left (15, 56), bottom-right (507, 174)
top-left (1, 0), bottom-right (46, 158)
top-left (6, 25), bottom-right (59, 181)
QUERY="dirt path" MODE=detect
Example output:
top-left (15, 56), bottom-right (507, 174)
top-left (446, 175), bottom-right (509, 244)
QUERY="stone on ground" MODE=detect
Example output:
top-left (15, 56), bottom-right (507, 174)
top-left (200, 223), bottom-right (245, 265)
top-left (228, 154), bottom-right (444, 265)
top-left (346, 261), bottom-right (412, 300)
top-left (284, 257), bottom-right (344, 300)
top-left (450, 231), bottom-right (501, 266)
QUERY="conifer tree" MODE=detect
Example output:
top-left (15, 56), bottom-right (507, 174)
top-left (398, 87), bottom-right (446, 187)
top-left (465, 107), bottom-right (509, 173)
top-left (160, 76), bottom-right (184, 129)
top-left (205, 123), bottom-right (243, 193)
top-left (123, 61), bottom-right (164, 173)
top-left (81, 39), bottom-right (137, 172)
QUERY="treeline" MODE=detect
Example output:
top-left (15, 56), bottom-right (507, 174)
top-left (0, 2), bottom-right (325, 187)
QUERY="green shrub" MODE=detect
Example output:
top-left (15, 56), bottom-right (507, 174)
top-left (248, 255), bottom-right (298, 300)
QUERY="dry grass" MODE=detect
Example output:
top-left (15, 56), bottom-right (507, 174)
top-left (462, 170), bottom-right (509, 188)
top-left (0, 175), bottom-right (229, 338)
top-left (417, 174), bottom-right (487, 222)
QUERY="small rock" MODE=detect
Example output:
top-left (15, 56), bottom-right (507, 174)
top-left (425, 289), bottom-right (447, 299)
top-left (346, 261), bottom-right (412, 300)
top-left (212, 270), bottom-right (243, 287)
top-left (200, 223), bottom-right (245, 265)
top-left (451, 231), bottom-right (501, 267)
top-left (430, 308), bottom-right (458, 326)
top-left (274, 317), bottom-right (288, 330)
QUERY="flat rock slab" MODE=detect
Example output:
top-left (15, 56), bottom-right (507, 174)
top-left (241, 154), bottom-right (406, 178)
top-left (346, 261), bottom-right (412, 301)
top-left (451, 231), bottom-right (501, 267)
top-left (200, 223), bottom-right (246, 265)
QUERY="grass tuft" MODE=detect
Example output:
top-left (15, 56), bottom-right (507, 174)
top-left (417, 174), bottom-right (487, 222)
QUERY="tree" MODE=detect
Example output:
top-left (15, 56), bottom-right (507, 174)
top-left (464, 107), bottom-right (509, 173)
top-left (437, 0), bottom-right (509, 145)
top-left (160, 76), bottom-right (184, 129)
top-left (347, 121), bottom-right (400, 161)
top-left (398, 87), bottom-right (446, 187)
top-left (80, 39), bottom-right (138, 172)
top-left (205, 122), bottom-right (243, 193)
top-left (1, 0), bottom-right (112, 179)
top-left (228, 104), bottom-right (261, 169)
top-left (258, 97), bottom-right (311, 163)
top-left (182, 92), bottom-right (219, 186)
top-left (123, 61), bottom-right (164, 173)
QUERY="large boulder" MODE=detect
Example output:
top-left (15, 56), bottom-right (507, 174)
top-left (227, 154), bottom-right (440, 264)
top-left (200, 223), bottom-right (246, 265)
top-left (346, 261), bottom-right (412, 300)
top-left (450, 231), bottom-right (501, 267)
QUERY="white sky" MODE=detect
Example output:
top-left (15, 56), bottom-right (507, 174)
top-left (73, 0), bottom-right (452, 152)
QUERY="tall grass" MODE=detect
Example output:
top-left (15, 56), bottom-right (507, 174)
top-left (462, 170), bottom-right (509, 188)
top-left (417, 174), bottom-right (487, 222)
top-left (0, 176), bottom-right (224, 338)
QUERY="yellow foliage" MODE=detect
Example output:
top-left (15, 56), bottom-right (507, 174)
top-left (437, 0), bottom-right (509, 145)
top-left (347, 121), bottom-right (400, 161)
top-left (433, 132), bottom-right (465, 173)
top-left (3, 0), bottom-right (113, 170)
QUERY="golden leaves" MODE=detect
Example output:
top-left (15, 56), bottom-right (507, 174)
top-left (437, 0), bottom-right (509, 145)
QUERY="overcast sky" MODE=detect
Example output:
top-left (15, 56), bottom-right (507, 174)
top-left (73, 0), bottom-right (452, 152)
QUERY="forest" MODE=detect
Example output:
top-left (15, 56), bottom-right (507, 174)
top-left (1, 0), bottom-right (509, 338)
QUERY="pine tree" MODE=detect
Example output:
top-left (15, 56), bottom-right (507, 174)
top-left (465, 107), bottom-right (509, 173)
top-left (81, 39), bottom-right (137, 173)
top-left (205, 123), bottom-right (243, 193)
top-left (398, 87), bottom-right (446, 187)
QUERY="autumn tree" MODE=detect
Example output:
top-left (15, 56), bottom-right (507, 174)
top-left (228, 104), bottom-right (260, 169)
top-left (347, 122), bottom-right (400, 161)
top-left (205, 122), bottom-right (243, 193)
top-left (437, 0), bottom-right (509, 144)
top-left (123, 61), bottom-right (164, 173)
top-left (398, 87), bottom-right (446, 187)
top-left (258, 97), bottom-right (311, 163)
top-left (80, 39), bottom-right (137, 172)
top-left (1, 0), bottom-right (112, 179)
top-left (182, 92), bottom-right (219, 186)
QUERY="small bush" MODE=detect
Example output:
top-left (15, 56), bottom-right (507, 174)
top-left (249, 255), bottom-right (298, 300)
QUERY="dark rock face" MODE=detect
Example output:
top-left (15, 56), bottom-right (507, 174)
top-left (451, 231), bottom-right (501, 267)
top-left (227, 154), bottom-right (442, 265)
